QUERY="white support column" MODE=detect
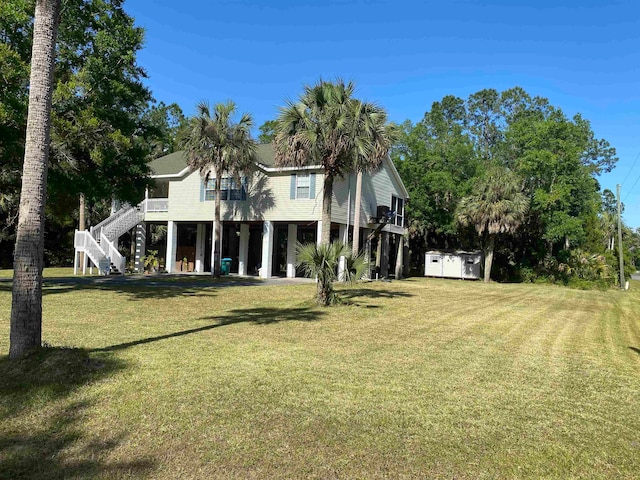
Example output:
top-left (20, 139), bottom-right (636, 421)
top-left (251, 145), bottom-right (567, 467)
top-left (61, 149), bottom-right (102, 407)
top-left (316, 220), bottom-right (322, 246)
top-left (286, 223), bottom-right (298, 278)
top-left (261, 221), bottom-right (274, 279)
top-left (166, 220), bottom-right (177, 273)
top-left (195, 224), bottom-right (205, 273)
top-left (73, 249), bottom-right (78, 275)
top-left (380, 231), bottom-right (390, 278)
top-left (338, 224), bottom-right (347, 281)
top-left (211, 220), bottom-right (216, 275)
top-left (238, 223), bottom-right (250, 276)
top-left (134, 222), bottom-right (146, 273)
top-left (395, 234), bottom-right (404, 280)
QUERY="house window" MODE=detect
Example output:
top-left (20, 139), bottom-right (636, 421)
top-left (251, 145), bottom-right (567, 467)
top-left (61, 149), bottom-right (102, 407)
top-left (296, 174), bottom-right (310, 199)
top-left (391, 195), bottom-right (404, 227)
top-left (203, 177), bottom-right (246, 201)
top-left (204, 179), bottom-right (216, 201)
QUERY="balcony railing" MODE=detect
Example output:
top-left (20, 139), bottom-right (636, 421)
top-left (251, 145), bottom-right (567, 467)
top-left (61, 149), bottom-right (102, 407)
top-left (145, 198), bottom-right (168, 212)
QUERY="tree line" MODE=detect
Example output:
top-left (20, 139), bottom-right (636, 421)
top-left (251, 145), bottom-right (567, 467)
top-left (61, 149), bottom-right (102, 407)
top-left (0, 0), bottom-right (186, 268)
top-left (391, 87), bottom-right (640, 286)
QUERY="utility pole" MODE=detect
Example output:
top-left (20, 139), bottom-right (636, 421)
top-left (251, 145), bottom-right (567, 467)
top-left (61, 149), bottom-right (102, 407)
top-left (617, 184), bottom-right (625, 290)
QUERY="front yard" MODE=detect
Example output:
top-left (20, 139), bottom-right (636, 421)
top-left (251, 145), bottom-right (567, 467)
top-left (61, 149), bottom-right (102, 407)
top-left (1, 273), bottom-right (639, 478)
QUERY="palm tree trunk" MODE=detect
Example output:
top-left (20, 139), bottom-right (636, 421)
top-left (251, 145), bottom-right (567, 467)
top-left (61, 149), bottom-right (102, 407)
top-left (483, 234), bottom-right (496, 283)
top-left (10, 0), bottom-right (61, 360)
top-left (321, 173), bottom-right (334, 244)
top-left (212, 170), bottom-right (221, 277)
top-left (352, 170), bottom-right (363, 255)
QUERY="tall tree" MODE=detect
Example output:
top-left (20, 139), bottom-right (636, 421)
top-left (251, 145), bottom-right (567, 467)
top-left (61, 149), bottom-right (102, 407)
top-left (257, 119), bottom-right (277, 144)
top-left (10, 0), bottom-right (61, 359)
top-left (456, 167), bottom-right (528, 282)
top-left (182, 101), bottom-right (256, 276)
top-left (275, 79), bottom-right (392, 244)
top-left (391, 97), bottom-right (478, 252)
top-left (351, 101), bottom-right (396, 255)
top-left (394, 87), bottom-right (618, 280)
top-left (1, 0), bottom-right (166, 268)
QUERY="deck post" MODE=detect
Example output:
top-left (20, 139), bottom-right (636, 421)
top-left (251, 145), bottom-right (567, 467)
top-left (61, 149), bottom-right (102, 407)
top-left (286, 223), bottom-right (297, 278)
top-left (261, 221), bottom-right (273, 279)
top-left (338, 224), bottom-right (347, 281)
top-left (238, 223), bottom-right (250, 276)
top-left (166, 220), bottom-right (177, 273)
top-left (195, 223), bottom-right (205, 273)
top-left (134, 222), bottom-right (146, 273)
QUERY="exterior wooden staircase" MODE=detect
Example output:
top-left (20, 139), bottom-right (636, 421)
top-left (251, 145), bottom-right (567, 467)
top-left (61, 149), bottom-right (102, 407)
top-left (74, 202), bottom-right (146, 275)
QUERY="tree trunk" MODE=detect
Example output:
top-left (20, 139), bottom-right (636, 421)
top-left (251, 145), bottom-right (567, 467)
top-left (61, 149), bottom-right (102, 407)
top-left (321, 173), bottom-right (334, 244)
top-left (316, 278), bottom-right (332, 306)
top-left (10, 0), bottom-right (61, 360)
top-left (483, 234), bottom-right (495, 283)
top-left (352, 171), bottom-right (363, 255)
top-left (212, 169), bottom-right (221, 277)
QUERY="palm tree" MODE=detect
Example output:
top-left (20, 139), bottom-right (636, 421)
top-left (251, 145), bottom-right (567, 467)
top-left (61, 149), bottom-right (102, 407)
top-left (274, 79), bottom-right (393, 245)
top-left (182, 101), bottom-right (256, 277)
top-left (296, 241), bottom-right (366, 306)
top-left (456, 167), bottom-right (528, 282)
top-left (351, 105), bottom-right (397, 255)
top-left (10, 0), bottom-right (62, 359)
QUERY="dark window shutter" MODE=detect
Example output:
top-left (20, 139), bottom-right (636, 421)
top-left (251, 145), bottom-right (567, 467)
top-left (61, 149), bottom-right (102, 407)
top-left (241, 176), bottom-right (247, 201)
top-left (290, 174), bottom-right (297, 199)
top-left (309, 173), bottom-right (316, 199)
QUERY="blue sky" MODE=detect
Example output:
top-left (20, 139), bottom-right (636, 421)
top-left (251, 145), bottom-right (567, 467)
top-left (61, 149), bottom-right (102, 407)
top-left (126, 0), bottom-right (640, 228)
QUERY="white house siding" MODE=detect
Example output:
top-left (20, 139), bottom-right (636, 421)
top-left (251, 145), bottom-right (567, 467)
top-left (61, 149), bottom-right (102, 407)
top-left (145, 160), bottom-right (406, 233)
top-left (330, 175), bottom-right (355, 225)
top-left (167, 170), bottom-right (213, 221)
top-left (159, 169), bottom-right (324, 223)
top-left (144, 211), bottom-right (169, 222)
top-left (262, 172), bottom-right (323, 222)
top-left (330, 157), bottom-right (408, 228)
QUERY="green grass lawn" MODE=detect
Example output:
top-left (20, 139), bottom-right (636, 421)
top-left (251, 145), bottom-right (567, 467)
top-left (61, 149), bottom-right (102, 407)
top-left (1, 275), bottom-right (639, 479)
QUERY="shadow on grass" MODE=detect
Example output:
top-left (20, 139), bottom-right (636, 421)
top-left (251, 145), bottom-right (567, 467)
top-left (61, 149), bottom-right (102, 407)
top-left (0, 275), bottom-right (264, 300)
top-left (339, 287), bottom-right (415, 301)
top-left (92, 306), bottom-right (324, 353)
top-left (629, 347), bottom-right (640, 356)
top-left (0, 348), bottom-right (155, 479)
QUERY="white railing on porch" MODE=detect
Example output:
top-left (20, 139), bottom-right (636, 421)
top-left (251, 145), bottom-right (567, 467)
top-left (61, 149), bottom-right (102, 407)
top-left (144, 198), bottom-right (168, 213)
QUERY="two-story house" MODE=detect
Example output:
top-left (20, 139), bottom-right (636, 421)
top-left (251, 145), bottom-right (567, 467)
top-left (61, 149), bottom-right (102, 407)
top-left (73, 144), bottom-right (409, 279)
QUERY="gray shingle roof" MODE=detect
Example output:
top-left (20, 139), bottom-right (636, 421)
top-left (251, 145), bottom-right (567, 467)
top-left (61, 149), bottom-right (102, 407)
top-left (148, 144), bottom-right (276, 176)
top-left (148, 150), bottom-right (188, 176)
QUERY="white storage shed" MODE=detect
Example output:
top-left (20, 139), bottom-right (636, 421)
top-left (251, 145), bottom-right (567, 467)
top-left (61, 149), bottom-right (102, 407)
top-left (424, 250), bottom-right (482, 280)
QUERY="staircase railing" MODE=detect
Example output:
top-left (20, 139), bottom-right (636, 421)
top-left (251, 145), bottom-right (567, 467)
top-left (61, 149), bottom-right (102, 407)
top-left (101, 205), bottom-right (144, 242)
top-left (90, 203), bottom-right (132, 241)
top-left (100, 232), bottom-right (125, 274)
top-left (74, 230), bottom-right (110, 275)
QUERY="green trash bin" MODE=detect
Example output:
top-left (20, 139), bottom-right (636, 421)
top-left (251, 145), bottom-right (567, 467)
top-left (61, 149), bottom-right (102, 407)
top-left (221, 258), bottom-right (232, 276)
